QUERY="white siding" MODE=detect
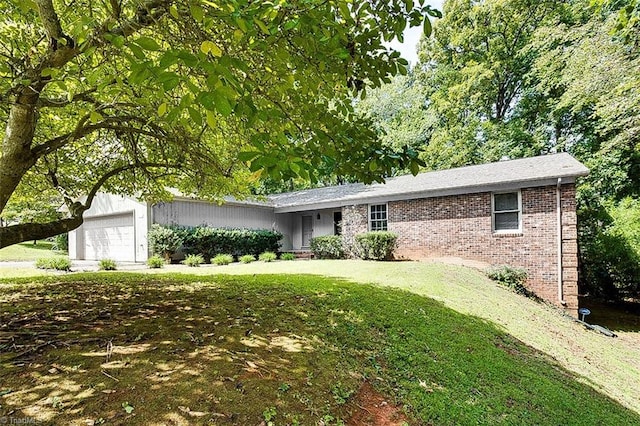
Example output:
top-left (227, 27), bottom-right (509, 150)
top-left (290, 209), bottom-right (341, 250)
top-left (153, 200), bottom-right (277, 229)
top-left (275, 213), bottom-right (294, 251)
top-left (69, 193), bottom-right (148, 261)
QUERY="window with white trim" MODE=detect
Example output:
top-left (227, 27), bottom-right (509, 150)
top-left (369, 204), bottom-right (388, 231)
top-left (492, 191), bottom-right (521, 232)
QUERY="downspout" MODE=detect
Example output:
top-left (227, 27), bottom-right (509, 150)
top-left (557, 178), bottom-right (566, 305)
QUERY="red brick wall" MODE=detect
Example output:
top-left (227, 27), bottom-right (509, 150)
top-left (341, 184), bottom-right (579, 312)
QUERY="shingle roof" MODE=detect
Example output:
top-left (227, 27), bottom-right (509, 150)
top-left (269, 153), bottom-right (588, 212)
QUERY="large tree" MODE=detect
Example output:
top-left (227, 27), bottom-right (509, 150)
top-left (415, 0), bottom-right (568, 169)
top-left (0, 0), bottom-right (438, 248)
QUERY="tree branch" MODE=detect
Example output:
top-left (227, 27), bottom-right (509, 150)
top-left (34, 0), bottom-right (73, 48)
top-left (0, 161), bottom-right (180, 248)
top-left (37, 89), bottom-right (99, 108)
top-left (31, 116), bottom-right (164, 159)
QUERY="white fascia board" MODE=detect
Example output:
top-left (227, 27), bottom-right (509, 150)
top-left (273, 177), bottom-right (578, 213)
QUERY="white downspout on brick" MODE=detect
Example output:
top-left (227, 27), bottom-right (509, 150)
top-left (557, 178), bottom-right (566, 305)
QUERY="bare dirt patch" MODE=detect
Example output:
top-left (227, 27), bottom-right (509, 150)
top-left (347, 382), bottom-right (409, 426)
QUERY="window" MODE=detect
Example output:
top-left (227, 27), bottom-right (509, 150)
top-left (492, 191), bottom-right (521, 232)
top-left (369, 204), bottom-right (388, 231)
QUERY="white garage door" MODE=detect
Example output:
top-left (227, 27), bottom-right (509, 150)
top-left (84, 213), bottom-right (136, 261)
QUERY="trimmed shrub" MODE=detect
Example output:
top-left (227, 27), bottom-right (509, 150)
top-left (98, 259), bottom-right (117, 271)
top-left (146, 255), bottom-right (165, 269)
top-left (183, 254), bottom-right (204, 267)
top-left (212, 253), bottom-right (234, 265)
top-left (148, 224), bottom-right (183, 261)
top-left (169, 225), bottom-right (282, 259)
top-left (35, 257), bottom-right (72, 271)
top-left (310, 235), bottom-right (344, 259)
top-left (280, 252), bottom-right (296, 261)
top-left (355, 231), bottom-right (397, 260)
top-left (486, 265), bottom-right (530, 296)
top-left (259, 251), bottom-right (277, 262)
top-left (239, 254), bottom-right (256, 264)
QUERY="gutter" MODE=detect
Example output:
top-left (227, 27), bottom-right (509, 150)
top-left (557, 178), bottom-right (566, 305)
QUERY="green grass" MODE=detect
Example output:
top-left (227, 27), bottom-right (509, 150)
top-left (1, 273), bottom-right (638, 425)
top-left (0, 241), bottom-right (67, 261)
top-left (156, 259), bottom-right (640, 414)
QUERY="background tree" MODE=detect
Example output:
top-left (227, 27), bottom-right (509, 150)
top-left (0, 0), bottom-right (439, 248)
top-left (355, 0), bottom-right (639, 300)
top-left (414, 0), bottom-right (568, 169)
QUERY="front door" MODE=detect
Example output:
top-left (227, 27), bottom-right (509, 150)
top-left (302, 215), bottom-right (313, 248)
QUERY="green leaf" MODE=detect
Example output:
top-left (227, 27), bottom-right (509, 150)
top-left (410, 161), bottom-right (420, 176)
top-left (111, 35), bottom-right (125, 48)
top-left (423, 17), bottom-right (432, 37)
top-left (190, 5), bottom-right (204, 22)
top-left (237, 151), bottom-right (260, 162)
top-left (188, 107), bottom-right (203, 125)
top-left (89, 111), bottom-right (103, 123)
top-left (254, 18), bottom-right (270, 35)
top-left (136, 37), bottom-right (161, 51)
top-left (205, 110), bottom-right (217, 128)
top-left (170, 5), bottom-right (179, 19)
top-left (128, 43), bottom-right (146, 60)
top-left (213, 89), bottom-right (233, 116)
top-left (201, 41), bottom-right (223, 57)
top-left (157, 102), bottom-right (168, 117)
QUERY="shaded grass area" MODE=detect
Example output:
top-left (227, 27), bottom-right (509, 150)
top-left (0, 241), bottom-right (66, 261)
top-left (1, 273), bottom-right (638, 425)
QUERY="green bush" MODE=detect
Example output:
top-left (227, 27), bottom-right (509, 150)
top-left (51, 233), bottom-right (68, 251)
top-left (280, 252), bottom-right (296, 261)
top-left (148, 224), bottom-right (183, 261)
top-left (239, 254), bottom-right (256, 264)
top-left (259, 251), bottom-right (277, 262)
top-left (486, 265), bottom-right (530, 296)
top-left (355, 231), bottom-right (397, 260)
top-left (183, 254), bottom-right (205, 267)
top-left (212, 253), bottom-right (235, 265)
top-left (35, 257), bottom-right (72, 271)
top-left (98, 259), bottom-right (117, 271)
top-left (310, 235), bottom-right (344, 259)
top-left (146, 255), bottom-right (165, 269)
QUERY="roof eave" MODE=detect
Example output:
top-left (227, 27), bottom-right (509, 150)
top-left (273, 173), bottom-right (587, 213)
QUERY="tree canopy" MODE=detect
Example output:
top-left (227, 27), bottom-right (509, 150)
top-left (0, 0), bottom-right (438, 247)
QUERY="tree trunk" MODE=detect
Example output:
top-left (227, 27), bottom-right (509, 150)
top-left (0, 93), bottom-right (40, 213)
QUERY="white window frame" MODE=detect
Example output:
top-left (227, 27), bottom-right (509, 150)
top-left (491, 191), bottom-right (522, 234)
top-left (368, 203), bottom-right (388, 231)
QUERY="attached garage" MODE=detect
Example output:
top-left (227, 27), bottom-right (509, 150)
top-left (83, 212), bottom-right (136, 262)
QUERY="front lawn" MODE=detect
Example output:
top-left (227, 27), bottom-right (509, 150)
top-left (0, 240), bottom-right (67, 261)
top-left (1, 273), bottom-right (637, 425)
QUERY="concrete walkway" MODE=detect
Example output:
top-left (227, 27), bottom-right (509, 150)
top-left (0, 260), bottom-right (147, 272)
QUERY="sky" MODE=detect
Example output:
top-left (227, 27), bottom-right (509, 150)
top-left (386, 0), bottom-right (444, 65)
